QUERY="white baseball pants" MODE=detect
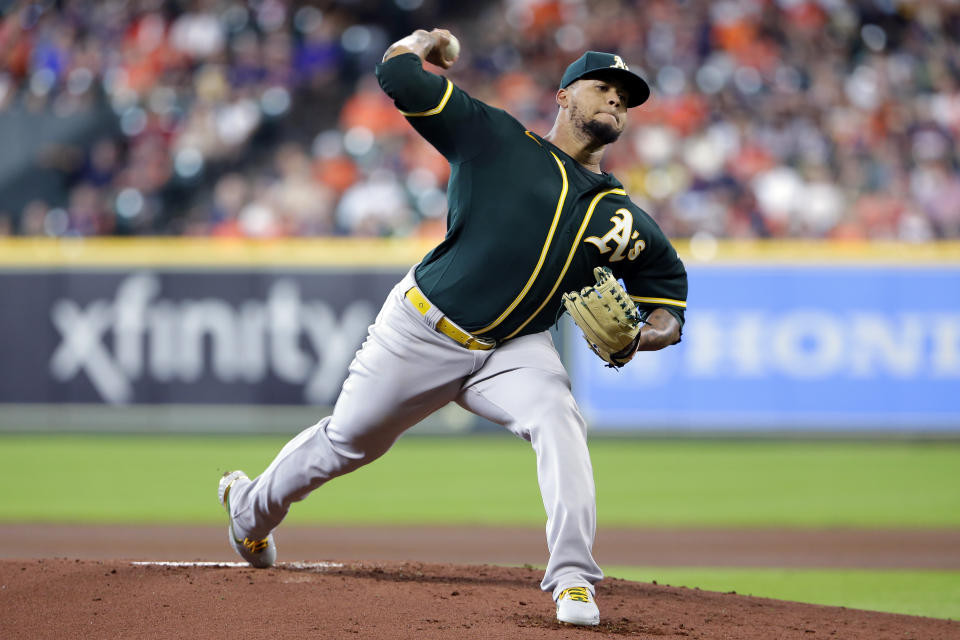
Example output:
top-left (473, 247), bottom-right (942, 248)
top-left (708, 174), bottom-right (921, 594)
top-left (229, 269), bottom-right (603, 598)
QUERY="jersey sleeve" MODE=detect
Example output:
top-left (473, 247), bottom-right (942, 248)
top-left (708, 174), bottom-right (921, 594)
top-left (375, 53), bottom-right (494, 163)
top-left (619, 211), bottom-right (688, 331)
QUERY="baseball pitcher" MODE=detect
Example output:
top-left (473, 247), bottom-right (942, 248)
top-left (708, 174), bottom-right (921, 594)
top-left (218, 28), bottom-right (687, 627)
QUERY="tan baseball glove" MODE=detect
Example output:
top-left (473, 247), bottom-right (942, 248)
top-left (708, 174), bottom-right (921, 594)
top-left (562, 267), bottom-right (642, 368)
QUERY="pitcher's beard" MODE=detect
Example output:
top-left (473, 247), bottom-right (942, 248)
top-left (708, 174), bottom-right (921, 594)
top-left (572, 107), bottom-right (621, 147)
top-left (582, 118), bottom-right (621, 145)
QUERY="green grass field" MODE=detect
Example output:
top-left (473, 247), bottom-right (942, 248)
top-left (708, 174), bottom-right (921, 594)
top-left (2, 435), bottom-right (958, 527)
top-left (604, 567), bottom-right (960, 620)
top-left (1, 434), bottom-right (958, 619)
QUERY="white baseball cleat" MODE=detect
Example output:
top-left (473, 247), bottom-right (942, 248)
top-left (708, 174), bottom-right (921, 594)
top-left (556, 586), bottom-right (600, 626)
top-left (218, 470), bottom-right (276, 569)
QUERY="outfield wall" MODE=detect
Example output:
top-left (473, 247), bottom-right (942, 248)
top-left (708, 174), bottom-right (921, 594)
top-left (1, 238), bottom-right (958, 433)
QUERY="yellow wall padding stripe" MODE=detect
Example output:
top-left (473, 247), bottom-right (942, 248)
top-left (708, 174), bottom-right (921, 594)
top-left (673, 240), bottom-right (960, 265)
top-left (0, 238), bottom-right (958, 269)
top-left (474, 152), bottom-right (568, 335)
top-left (630, 295), bottom-right (687, 308)
top-left (0, 238), bottom-right (437, 268)
top-left (503, 188), bottom-right (626, 340)
top-left (399, 78), bottom-right (453, 117)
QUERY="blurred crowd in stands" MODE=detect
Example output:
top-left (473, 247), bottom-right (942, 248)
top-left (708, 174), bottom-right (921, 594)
top-left (1, 0), bottom-right (959, 240)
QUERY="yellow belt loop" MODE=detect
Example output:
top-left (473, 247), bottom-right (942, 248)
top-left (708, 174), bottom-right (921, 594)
top-left (406, 286), bottom-right (432, 315)
top-left (405, 287), bottom-right (495, 351)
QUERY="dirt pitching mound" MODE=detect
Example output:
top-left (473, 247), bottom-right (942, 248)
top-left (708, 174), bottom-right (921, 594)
top-left (1, 559), bottom-right (956, 639)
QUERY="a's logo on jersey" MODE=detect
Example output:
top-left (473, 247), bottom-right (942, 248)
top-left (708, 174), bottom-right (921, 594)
top-left (610, 55), bottom-right (629, 71)
top-left (584, 208), bottom-right (646, 262)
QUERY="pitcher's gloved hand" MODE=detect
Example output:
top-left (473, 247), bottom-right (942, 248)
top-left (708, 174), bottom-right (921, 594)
top-left (562, 267), bottom-right (642, 368)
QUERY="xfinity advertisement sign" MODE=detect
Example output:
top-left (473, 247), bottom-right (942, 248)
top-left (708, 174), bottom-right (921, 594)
top-left (0, 270), bottom-right (399, 405)
top-left (569, 266), bottom-right (960, 431)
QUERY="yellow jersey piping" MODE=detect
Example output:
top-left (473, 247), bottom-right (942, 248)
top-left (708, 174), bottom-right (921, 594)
top-left (473, 151), bottom-right (568, 335)
top-left (399, 79), bottom-right (453, 117)
top-left (629, 295), bottom-right (687, 308)
top-left (524, 130), bottom-right (542, 146)
top-left (503, 188), bottom-right (626, 340)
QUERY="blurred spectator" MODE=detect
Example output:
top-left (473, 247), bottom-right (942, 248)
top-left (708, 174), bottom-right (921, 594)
top-left (0, 0), bottom-right (958, 242)
top-left (268, 142), bottom-right (336, 235)
top-left (19, 199), bottom-right (51, 236)
top-left (337, 168), bottom-right (413, 237)
top-left (209, 172), bottom-right (250, 237)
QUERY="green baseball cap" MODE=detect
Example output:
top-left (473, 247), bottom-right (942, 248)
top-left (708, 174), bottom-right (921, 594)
top-left (560, 51), bottom-right (650, 107)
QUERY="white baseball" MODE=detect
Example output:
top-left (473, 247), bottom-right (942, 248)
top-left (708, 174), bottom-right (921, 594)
top-left (444, 34), bottom-right (460, 60)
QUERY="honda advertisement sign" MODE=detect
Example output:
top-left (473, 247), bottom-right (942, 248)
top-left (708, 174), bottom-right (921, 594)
top-left (569, 265), bottom-right (960, 431)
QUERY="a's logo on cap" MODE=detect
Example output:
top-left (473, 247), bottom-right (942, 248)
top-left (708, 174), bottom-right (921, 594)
top-left (610, 55), bottom-right (629, 71)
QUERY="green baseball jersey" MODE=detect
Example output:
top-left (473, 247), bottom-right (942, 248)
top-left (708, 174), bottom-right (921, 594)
top-left (376, 53), bottom-right (687, 342)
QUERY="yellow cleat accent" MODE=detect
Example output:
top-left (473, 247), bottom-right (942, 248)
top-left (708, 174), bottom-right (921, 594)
top-left (556, 586), bottom-right (599, 626)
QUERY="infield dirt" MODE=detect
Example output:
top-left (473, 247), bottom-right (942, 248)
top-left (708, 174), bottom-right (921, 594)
top-left (1, 524), bottom-right (958, 639)
top-left (2, 557), bottom-right (958, 639)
